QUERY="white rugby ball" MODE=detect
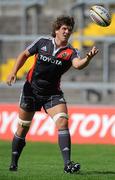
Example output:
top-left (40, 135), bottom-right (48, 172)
top-left (89, 5), bottom-right (111, 27)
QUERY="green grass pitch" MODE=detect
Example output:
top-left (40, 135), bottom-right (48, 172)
top-left (0, 141), bottom-right (115, 180)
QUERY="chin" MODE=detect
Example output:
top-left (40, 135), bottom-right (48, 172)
top-left (62, 38), bottom-right (68, 43)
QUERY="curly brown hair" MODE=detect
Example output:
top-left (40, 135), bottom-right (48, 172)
top-left (51, 15), bottom-right (75, 37)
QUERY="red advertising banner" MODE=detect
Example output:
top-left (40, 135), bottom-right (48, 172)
top-left (0, 103), bottom-right (115, 144)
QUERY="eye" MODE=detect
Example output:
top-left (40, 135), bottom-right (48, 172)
top-left (63, 27), bottom-right (67, 31)
top-left (68, 27), bottom-right (72, 32)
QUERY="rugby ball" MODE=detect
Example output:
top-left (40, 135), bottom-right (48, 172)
top-left (89, 5), bottom-right (111, 27)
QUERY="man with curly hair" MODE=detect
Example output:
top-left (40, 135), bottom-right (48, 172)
top-left (7, 15), bottom-right (98, 173)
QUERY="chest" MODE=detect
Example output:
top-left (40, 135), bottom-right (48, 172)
top-left (37, 44), bottom-right (73, 67)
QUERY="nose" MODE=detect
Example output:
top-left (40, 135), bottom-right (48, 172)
top-left (64, 29), bottom-right (70, 35)
top-left (65, 29), bottom-right (69, 33)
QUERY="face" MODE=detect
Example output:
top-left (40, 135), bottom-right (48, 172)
top-left (55, 25), bottom-right (73, 43)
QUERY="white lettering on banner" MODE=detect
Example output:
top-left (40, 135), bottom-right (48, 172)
top-left (111, 123), bottom-right (115, 137)
top-left (70, 113), bottom-right (115, 138)
top-left (29, 112), bottom-right (55, 136)
top-left (37, 117), bottom-right (55, 136)
top-left (99, 115), bottom-right (115, 137)
top-left (79, 114), bottom-right (101, 137)
top-left (70, 114), bottom-right (101, 137)
top-left (11, 116), bottom-right (18, 134)
top-left (1, 111), bottom-right (115, 139)
top-left (0, 112), bottom-right (17, 133)
top-left (29, 113), bottom-right (47, 135)
top-left (70, 114), bottom-right (85, 135)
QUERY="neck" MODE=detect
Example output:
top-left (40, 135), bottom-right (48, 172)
top-left (54, 37), bottom-right (67, 49)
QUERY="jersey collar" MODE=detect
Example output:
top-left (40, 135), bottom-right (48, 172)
top-left (52, 38), bottom-right (70, 56)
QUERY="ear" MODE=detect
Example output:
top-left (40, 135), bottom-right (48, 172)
top-left (55, 30), bottom-right (58, 35)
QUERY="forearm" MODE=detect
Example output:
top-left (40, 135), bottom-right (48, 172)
top-left (12, 55), bottom-right (26, 75)
top-left (7, 49), bottom-right (31, 86)
top-left (12, 50), bottom-right (30, 75)
top-left (75, 56), bottom-right (90, 70)
top-left (72, 46), bottom-right (99, 70)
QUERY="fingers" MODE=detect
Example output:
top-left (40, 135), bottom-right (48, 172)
top-left (91, 46), bottom-right (99, 54)
top-left (7, 80), bottom-right (12, 86)
top-left (7, 77), bottom-right (16, 86)
top-left (7, 78), bottom-right (12, 86)
top-left (87, 46), bottom-right (99, 59)
top-left (6, 74), bottom-right (16, 86)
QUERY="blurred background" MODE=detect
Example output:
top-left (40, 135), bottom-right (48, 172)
top-left (0, 0), bottom-right (115, 105)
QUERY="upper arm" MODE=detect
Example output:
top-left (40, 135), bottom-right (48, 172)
top-left (24, 49), bottom-right (31, 57)
top-left (19, 49), bottom-right (31, 61)
top-left (26, 38), bottom-right (41, 55)
top-left (70, 48), bottom-right (81, 68)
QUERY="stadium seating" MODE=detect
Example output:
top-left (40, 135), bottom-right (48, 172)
top-left (0, 13), bottom-right (115, 83)
top-left (72, 13), bottom-right (115, 49)
top-left (0, 56), bottom-right (34, 82)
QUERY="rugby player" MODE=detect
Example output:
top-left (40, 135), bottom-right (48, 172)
top-left (7, 15), bottom-right (98, 173)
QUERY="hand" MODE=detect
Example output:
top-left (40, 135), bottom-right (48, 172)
top-left (6, 73), bottom-right (17, 86)
top-left (86, 46), bottom-right (99, 60)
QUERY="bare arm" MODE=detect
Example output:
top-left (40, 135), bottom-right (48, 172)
top-left (7, 49), bottom-right (30, 86)
top-left (72, 46), bottom-right (99, 69)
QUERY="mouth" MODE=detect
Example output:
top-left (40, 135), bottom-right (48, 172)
top-left (63, 34), bottom-right (69, 39)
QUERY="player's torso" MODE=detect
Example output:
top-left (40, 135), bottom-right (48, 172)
top-left (27, 38), bottom-right (75, 95)
top-left (34, 39), bottom-right (73, 79)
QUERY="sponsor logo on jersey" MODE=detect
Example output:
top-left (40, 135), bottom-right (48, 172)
top-left (57, 49), bottom-right (73, 60)
top-left (40, 54), bottom-right (62, 65)
top-left (41, 46), bottom-right (47, 51)
top-left (61, 52), bottom-right (68, 58)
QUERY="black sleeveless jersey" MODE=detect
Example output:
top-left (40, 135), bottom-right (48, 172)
top-left (26, 37), bottom-right (79, 95)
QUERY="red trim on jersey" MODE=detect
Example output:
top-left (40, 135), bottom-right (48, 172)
top-left (26, 54), bottom-right (38, 82)
top-left (57, 48), bottom-right (73, 60)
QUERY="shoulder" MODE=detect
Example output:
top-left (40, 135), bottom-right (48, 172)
top-left (38, 36), bottom-right (52, 43)
top-left (27, 36), bottom-right (52, 50)
top-left (68, 44), bottom-right (80, 56)
top-left (35, 37), bottom-right (53, 46)
top-left (68, 44), bottom-right (79, 53)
